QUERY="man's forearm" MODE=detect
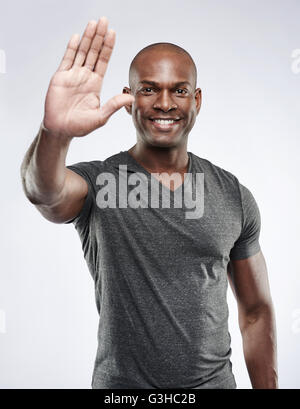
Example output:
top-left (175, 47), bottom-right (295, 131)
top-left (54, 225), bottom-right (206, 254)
top-left (21, 124), bottom-right (73, 205)
top-left (240, 304), bottom-right (278, 389)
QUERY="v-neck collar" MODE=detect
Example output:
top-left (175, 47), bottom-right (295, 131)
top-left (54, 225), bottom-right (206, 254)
top-left (122, 150), bottom-right (194, 194)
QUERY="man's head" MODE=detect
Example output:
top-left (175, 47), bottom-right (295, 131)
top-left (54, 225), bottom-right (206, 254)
top-left (123, 43), bottom-right (202, 149)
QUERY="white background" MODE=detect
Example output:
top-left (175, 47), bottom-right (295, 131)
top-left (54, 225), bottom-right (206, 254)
top-left (0, 0), bottom-right (299, 388)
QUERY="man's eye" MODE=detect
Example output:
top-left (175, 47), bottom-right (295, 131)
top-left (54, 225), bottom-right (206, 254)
top-left (142, 88), bottom-right (154, 93)
top-left (176, 89), bottom-right (187, 95)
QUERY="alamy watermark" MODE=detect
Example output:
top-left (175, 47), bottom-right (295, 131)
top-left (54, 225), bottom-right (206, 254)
top-left (95, 166), bottom-right (204, 219)
top-left (0, 49), bottom-right (6, 74)
top-left (292, 309), bottom-right (300, 334)
top-left (0, 309), bottom-right (6, 334)
top-left (291, 49), bottom-right (300, 74)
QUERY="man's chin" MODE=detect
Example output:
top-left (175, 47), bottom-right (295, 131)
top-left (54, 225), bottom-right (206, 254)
top-left (145, 134), bottom-right (183, 149)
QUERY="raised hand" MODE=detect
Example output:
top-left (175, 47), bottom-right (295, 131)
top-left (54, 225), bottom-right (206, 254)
top-left (43, 17), bottom-right (134, 138)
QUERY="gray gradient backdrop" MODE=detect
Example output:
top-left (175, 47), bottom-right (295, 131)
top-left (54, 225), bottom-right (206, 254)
top-left (0, 0), bottom-right (299, 388)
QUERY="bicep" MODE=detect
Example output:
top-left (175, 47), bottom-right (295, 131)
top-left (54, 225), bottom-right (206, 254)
top-left (35, 168), bottom-right (88, 224)
top-left (228, 251), bottom-right (273, 318)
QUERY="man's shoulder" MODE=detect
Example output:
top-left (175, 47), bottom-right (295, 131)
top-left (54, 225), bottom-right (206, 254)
top-left (102, 151), bottom-right (128, 168)
top-left (67, 151), bottom-right (126, 173)
top-left (190, 153), bottom-right (258, 208)
top-left (190, 151), bottom-right (239, 185)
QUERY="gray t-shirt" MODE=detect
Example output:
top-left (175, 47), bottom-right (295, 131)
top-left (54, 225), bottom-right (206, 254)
top-left (66, 150), bottom-right (261, 389)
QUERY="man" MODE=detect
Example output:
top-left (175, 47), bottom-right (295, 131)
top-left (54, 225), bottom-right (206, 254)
top-left (21, 17), bottom-right (278, 389)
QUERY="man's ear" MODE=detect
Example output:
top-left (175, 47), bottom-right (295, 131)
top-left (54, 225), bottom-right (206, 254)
top-left (195, 88), bottom-right (202, 114)
top-left (123, 87), bottom-right (133, 115)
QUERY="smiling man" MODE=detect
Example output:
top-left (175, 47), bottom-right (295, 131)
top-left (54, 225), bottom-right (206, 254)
top-left (20, 17), bottom-right (278, 389)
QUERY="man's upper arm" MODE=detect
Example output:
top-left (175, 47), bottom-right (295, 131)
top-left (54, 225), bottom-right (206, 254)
top-left (227, 182), bottom-right (273, 325)
top-left (35, 168), bottom-right (89, 224)
top-left (228, 251), bottom-right (273, 321)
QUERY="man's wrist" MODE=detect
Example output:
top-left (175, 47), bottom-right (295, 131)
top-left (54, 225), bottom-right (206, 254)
top-left (40, 121), bottom-right (73, 145)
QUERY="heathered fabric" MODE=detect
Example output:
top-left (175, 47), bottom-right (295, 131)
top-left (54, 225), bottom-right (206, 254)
top-left (66, 151), bottom-right (261, 389)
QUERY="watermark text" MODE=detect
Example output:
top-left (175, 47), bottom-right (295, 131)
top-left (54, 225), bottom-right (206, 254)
top-left (0, 309), bottom-right (6, 334)
top-left (95, 166), bottom-right (204, 219)
top-left (291, 49), bottom-right (300, 74)
top-left (0, 49), bottom-right (6, 74)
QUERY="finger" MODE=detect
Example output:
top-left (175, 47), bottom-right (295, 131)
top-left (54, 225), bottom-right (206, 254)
top-left (73, 20), bottom-right (98, 67)
top-left (98, 94), bottom-right (135, 125)
top-left (84, 17), bottom-right (109, 71)
top-left (57, 34), bottom-right (80, 72)
top-left (94, 29), bottom-right (116, 79)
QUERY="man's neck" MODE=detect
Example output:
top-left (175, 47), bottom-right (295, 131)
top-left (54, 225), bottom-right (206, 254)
top-left (127, 143), bottom-right (189, 175)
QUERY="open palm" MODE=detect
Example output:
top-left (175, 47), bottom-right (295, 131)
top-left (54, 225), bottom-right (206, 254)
top-left (43, 18), bottom-right (134, 138)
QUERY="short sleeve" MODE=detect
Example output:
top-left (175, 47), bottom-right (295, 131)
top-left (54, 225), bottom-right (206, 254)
top-left (230, 183), bottom-right (261, 260)
top-left (64, 162), bottom-right (95, 228)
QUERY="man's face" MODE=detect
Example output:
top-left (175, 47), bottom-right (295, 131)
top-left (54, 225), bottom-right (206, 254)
top-left (124, 49), bottom-right (201, 148)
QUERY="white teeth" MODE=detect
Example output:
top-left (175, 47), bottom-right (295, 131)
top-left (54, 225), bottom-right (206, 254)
top-left (153, 119), bottom-right (175, 124)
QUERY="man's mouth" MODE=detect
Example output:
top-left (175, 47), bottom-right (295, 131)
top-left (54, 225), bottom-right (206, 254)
top-left (149, 117), bottom-right (181, 130)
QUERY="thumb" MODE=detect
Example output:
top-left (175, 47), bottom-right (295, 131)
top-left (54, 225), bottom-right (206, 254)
top-left (98, 94), bottom-right (135, 125)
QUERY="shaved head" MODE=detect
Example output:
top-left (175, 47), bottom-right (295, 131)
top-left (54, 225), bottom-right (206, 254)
top-left (129, 42), bottom-right (197, 90)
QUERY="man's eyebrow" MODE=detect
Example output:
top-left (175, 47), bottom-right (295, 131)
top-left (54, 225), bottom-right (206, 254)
top-left (173, 81), bottom-right (192, 87)
top-left (139, 80), bottom-right (157, 86)
top-left (138, 80), bottom-right (192, 87)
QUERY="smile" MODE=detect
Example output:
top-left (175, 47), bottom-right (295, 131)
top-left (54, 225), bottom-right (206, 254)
top-left (153, 119), bottom-right (177, 124)
top-left (149, 118), bottom-right (181, 130)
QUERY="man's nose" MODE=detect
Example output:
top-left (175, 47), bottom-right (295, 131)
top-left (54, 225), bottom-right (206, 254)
top-left (153, 90), bottom-right (177, 112)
